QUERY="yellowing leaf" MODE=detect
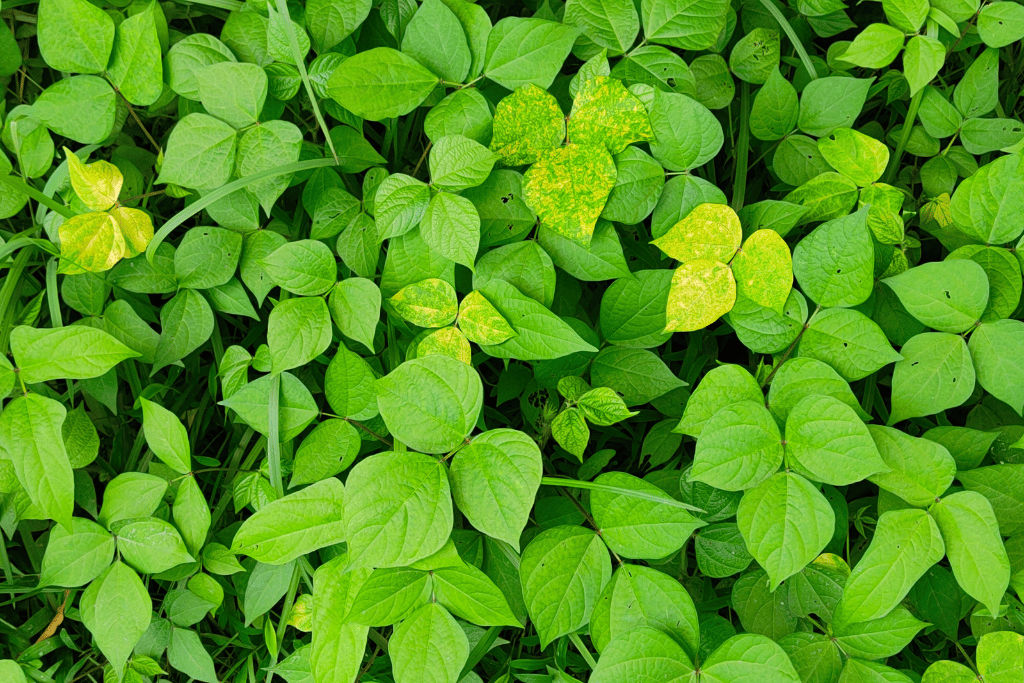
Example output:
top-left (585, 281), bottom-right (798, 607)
top-left (921, 193), bottom-right (953, 228)
top-left (651, 203), bottom-right (742, 263)
top-left (108, 206), bottom-right (154, 257)
top-left (665, 259), bottom-right (736, 332)
top-left (417, 326), bottom-right (472, 364)
top-left (567, 76), bottom-right (654, 153)
top-left (457, 290), bottom-right (516, 344)
top-left (287, 593), bottom-right (313, 631)
top-left (732, 229), bottom-right (793, 314)
top-left (58, 212), bottom-right (125, 274)
top-left (523, 143), bottom-right (617, 246)
top-left (65, 147), bottom-right (122, 211)
top-left (389, 278), bottom-right (459, 328)
top-left (490, 84), bottom-right (565, 166)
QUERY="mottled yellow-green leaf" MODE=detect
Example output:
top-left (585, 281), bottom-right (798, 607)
top-left (389, 278), bottom-right (459, 328)
top-left (567, 76), bottom-right (655, 154)
top-left (860, 183), bottom-right (906, 245)
top-left (881, 247), bottom-right (910, 277)
top-left (490, 84), bottom-right (566, 166)
top-left (651, 203), bottom-right (742, 263)
top-left (523, 143), bottom-right (617, 247)
top-left (286, 593), bottom-right (313, 631)
top-left (817, 128), bottom-right (890, 186)
top-left (58, 211), bottom-right (125, 275)
top-left (457, 289), bottom-right (517, 344)
top-left (65, 147), bottom-right (122, 212)
top-left (417, 326), bottom-right (472, 364)
top-left (665, 259), bottom-right (736, 332)
top-left (109, 206), bottom-right (154, 257)
top-left (784, 172), bottom-right (859, 224)
top-left (732, 229), bottom-right (792, 314)
top-left (921, 193), bottom-right (953, 228)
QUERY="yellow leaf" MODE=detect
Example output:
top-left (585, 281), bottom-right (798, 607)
top-left (490, 84), bottom-right (566, 166)
top-left (416, 326), bottom-right (472, 364)
top-left (732, 229), bottom-right (793, 314)
top-left (457, 290), bottom-right (516, 345)
top-left (567, 76), bottom-right (655, 154)
top-left (64, 147), bottom-right (122, 212)
top-left (108, 206), bottom-right (154, 257)
top-left (286, 594), bottom-right (313, 632)
top-left (58, 212), bottom-right (126, 274)
top-left (665, 259), bottom-right (736, 332)
top-left (651, 203), bottom-right (742, 263)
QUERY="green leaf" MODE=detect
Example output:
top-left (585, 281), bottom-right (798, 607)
top-left (157, 114), bottom-right (238, 191)
top-left (950, 153), bottom-right (1024, 245)
top-left (401, 0), bottom-right (471, 83)
top-left (933, 490), bottom-right (1011, 616)
top-left (591, 627), bottom-right (694, 683)
top-left (262, 240), bottom-right (337, 296)
top-left (798, 77), bottom-right (873, 138)
top-left (167, 628), bottom-right (217, 683)
top-left (11, 325), bottom-right (139, 383)
top-left (979, 1), bottom-right (1024, 47)
top-left (691, 400), bottom-right (783, 491)
top-left (476, 279), bottom-right (598, 360)
top-left (568, 76), bottom-right (654, 154)
top-left (590, 346), bottom-right (685, 406)
top-left (390, 603), bottom-right (469, 683)
top-left (174, 476), bottom-right (210, 557)
top-left (326, 47), bottom-right (440, 121)
top-left (197, 62), bottom-right (267, 130)
top-left (116, 517), bottom-right (194, 574)
top-left (552, 407), bottom-right (590, 459)
top-left (648, 91), bottom-right (724, 171)
top-left (98, 472), bottom-right (167, 528)
top-left (702, 633), bottom-right (801, 683)
top-left (429, 135), bottom-right (499, 191)
top-left (291, 419), bottom-right (360, 486)
top-left (590, 564), bottom-right (699, 658)
top-left (328, 278), bottom-right (380, 352)
top-left (376, 354), bottom-right (482, 453)
top-left (779, 633), bottom-right (843, 683)
top-left (0, 394), bottom-right (74, 531)
top-left (797, 307), bottom-right (903, 381)
top-left (954, 47), bottom-right (999, 119)
top-left (833, 509), bottom-right (945, 626)
top-left (153, 288), bottom-right (215, 373)
top-left (818, 128), bottom-right (890, 187)
top-left (732, 568), bottom-right (797, 639)
top-left (474, 240), bottom-right (555, 307)
top-left (238, 120), bottom-right (303, 213)
top-left (81, 561), bottom-right (152, 678)
top-left (374, 174), bottom-right (431, 239)
top-left (664, 259), bottom-right (737, 332)
top-left (489, 84), bottom-right (565, 166)
top-left (840, 24), bottom-right (905, 69)
top-left (450, 429), bottom-right (541, 551)
top-left (523, 143), bottom-right (617, 247)
top-left (433, 564), bottom-right (521, 626)
top-left (883, 260), bottom-right (989, 333)
top-left (592, 471), bottom-right (703, 559)
top-left (520, 525), bottom-right (612, 648)
top-left (344, 451), bottom-right (453, 568)
top-left (220, 372), bottom-right (318, 441)
top-left (599, 270), bottom-right (673, 348)
top-left (903, 36), bottom-right (946, 95)
top-left (676, 364), bottom-right (763, 439)
top-left (729, 28), bottom-right (780, 85)
top-left (750, 68), bottom-right (800, 141)
top-left (0, 661), bottom-right (26, 683)
top-left (174, 227), bottom-right (242, 290)
top-left (483, 17), bottom-right (579, 90)
top-left (539, 220), bottom-right (631, 282)
top-left (834, 606), bottom-right (927, 660)
top-left (792, 206), bottom-right (874, 308)
top-left (602, 147), bottom-right (666, 224)
top-left (106, 1), bottom-right (163, 106)
top-left (565, 0), bottom-right (639, 54)
top-left (268, 297), bottom-right (332, 375)
top-left (141, 398), bottom-right (191, 474)
top-left (232, 478), bottom-right (346, 564)
top-left (867, 426), bottom-right (956, 507)
top-left (737, 472), bottom-right (835, 588)
top-left (39, 517), bottom-right (114, 587)
top-left (784, 395), bottom-right (888, 486)
top-left (420, 192), bottom-right (480, 270)
top-left (346, 567), bottom-right (431, 626)
top-left (768, 357), bottom-right (869, 422)
top-left (425, 88), bottom-right (493, 144)
top-left (970, 320), bottom-right (1024, 414)
top-left (37, 0), bottom-right (114, 73)
top-left (578, 387), bottom-right (638, 425)
top-left (976, 631), bottom-right (1024, 683)
top-left (642, 0), bottom-right (730, 51)
top-left (890, 332), bottom-right (975, 424)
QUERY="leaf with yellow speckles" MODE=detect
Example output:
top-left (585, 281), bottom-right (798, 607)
top-left (417, 326), bottom-right (473, 364)
top-left (389, 278), bottom-right (459, 328)
top-left (490, 84), bottom-right (566, 166)
top-left (665, 259), bottom-right (736, 332)
top-left (651, 203), bottom-right (742, 263)
top-left (732, 229), bottom-right (792, 314)
top-left (860, 183), bottom-right (906, 245)
top-left (458, 290), bottom-right (516, 344)
top-left (65, 147), bottom-right (122, 212)
top-left (567, 76), bottom-right (654, 154)
top-left (523, 143), bottom-right (617, 247)
top-left (58, 212), bottom-right (126, 275)
top-left (109, 206), bottom-right (154, 257)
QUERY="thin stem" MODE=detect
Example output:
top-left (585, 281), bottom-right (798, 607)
top-left (0, 175), bottom-right (74, 218)
top-left (0, 246), bottom-right (33, 354)
top-left (758, 0), bottom-right (818, 80)
top-left (568, 633), bottom-right (598, 670)
top-left (540, 476), bottom-right (703, 513)
top-left (267, 373), bottom-right (284, 497)
top-left (883, 88), bottom-right (924, 184)
top-left (763, 304), bottom-right (822, 385)
top-left (732, 82), bottom-right (751, 211)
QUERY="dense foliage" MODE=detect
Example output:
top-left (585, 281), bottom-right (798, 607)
top-left (0, 0), bottom-right (1023, 682)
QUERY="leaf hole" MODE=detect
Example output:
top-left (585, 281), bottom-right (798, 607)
top-left (943, 290), bottom-right (951, 299)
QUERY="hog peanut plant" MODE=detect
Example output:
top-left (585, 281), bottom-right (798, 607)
top-left (0, 0), bottom-right (1022, 682)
